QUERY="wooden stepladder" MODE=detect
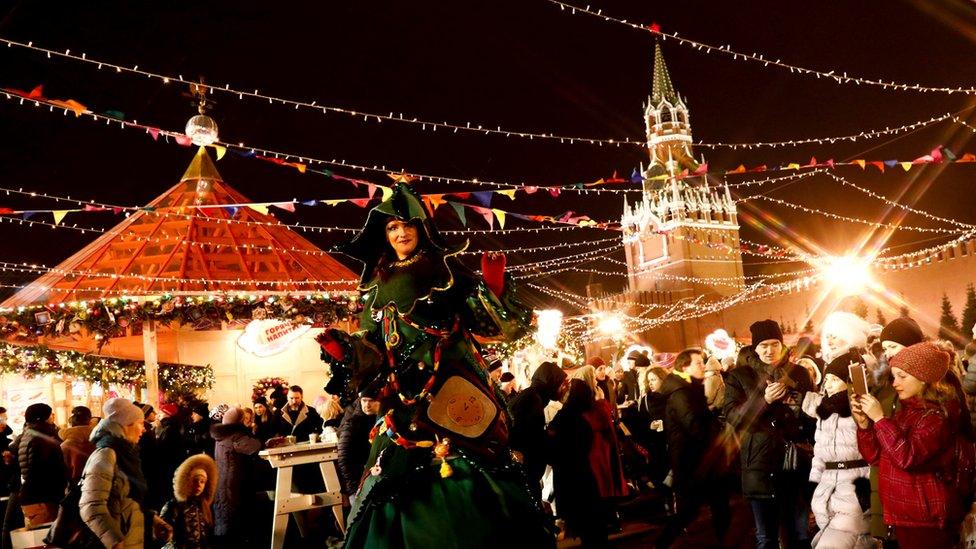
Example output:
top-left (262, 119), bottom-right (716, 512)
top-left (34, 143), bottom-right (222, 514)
top-left (259, 441), bottom-right (345, 549)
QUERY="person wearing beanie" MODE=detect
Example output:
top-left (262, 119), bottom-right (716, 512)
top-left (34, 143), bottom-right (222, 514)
top-left (187, 401), bottom-right (215, 457)
top-left (510, 361), bottom-right (569, 498)
top-left (9, 402), bottom-right (66, 528)
top-left (209, 406), bottom-right (260, 546)
top-left (725, 319), bottom-right (816, 548)
top-left (133, 401), bottom-right (164, 509)
top-left (853, 342), bottom-right (960, 547)
top-left (799, 352), bottom-right (872, 548)
top-left (821, 312), bottom-right (871, 364)
top-left (250, 396), bottom-right (276, 444)
top-left (81, 397), bottom-right (173, 547)
top-left (161, 453), bottom-right (218, 549)
top-left (60, 405), bottom-right (96, 482)
top-left (879, 317), bottom-right (925, 359)
top-left (499, 371), bottom-right (519, 403)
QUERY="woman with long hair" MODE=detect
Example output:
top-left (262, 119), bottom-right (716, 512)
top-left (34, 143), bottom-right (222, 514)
top-left (853, 342), bottom-right (963, 548)
top-left (635, 367), bottom-right (670, 492)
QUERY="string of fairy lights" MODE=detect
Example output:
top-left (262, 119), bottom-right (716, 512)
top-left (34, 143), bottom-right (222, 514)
top-left (1, 36), bottom-right (966, 150)
top-left (545, 0), bottom-right (976, 96)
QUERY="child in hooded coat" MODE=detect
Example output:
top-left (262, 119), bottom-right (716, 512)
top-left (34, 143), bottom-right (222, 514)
top-left (161, 454), bottom-right (218, 549)
top-left (802, 351), bottom-right (873, 549)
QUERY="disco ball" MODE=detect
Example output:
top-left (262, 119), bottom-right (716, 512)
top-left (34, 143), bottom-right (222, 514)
top-left (185, 114), bottom-right (219, 147)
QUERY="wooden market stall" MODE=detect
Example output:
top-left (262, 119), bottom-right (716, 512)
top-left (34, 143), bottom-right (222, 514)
top-left (0, 147), bottom-right (358, 426)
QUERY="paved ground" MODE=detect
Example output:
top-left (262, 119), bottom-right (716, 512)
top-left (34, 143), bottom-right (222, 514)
top-left (557, 490), bottom-right (757, 548)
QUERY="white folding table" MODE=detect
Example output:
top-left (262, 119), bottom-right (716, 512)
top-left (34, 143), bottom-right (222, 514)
top-left (259, 440), bottom-right (345, 549)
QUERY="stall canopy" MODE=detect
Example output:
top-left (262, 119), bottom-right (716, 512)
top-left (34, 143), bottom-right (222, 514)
top-left (2, 147), bottom-right (357, 308)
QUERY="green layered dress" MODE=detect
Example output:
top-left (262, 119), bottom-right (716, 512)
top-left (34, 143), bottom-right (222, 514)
top-left (320, 184), bottom-right (554, 549)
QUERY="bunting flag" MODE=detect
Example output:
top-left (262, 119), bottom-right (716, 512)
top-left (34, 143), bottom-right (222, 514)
top-left (449, 202), bottom-right (467, 226)
top-left (272, 202), bottom-right (296, 212)
top-left (147, 128), bottom-right (160, 141)
top-left (224, 206), bottom-right (239, 218)
top-left (213, 145), bottom-right (227, 160)
top-left (470, 191), bottom-right (493, 207)
top-left (496, 189), bottom-right (517, 200)
top-left (52, 210), bottom-right (69, 225)
top-left (174, 135), bottom-right (192, 146)
top-left (492, 209), bottom-right (506, 229)
top-left (350, 198), bottom-right (372, 208)
top-left (471, 206), bottom-right (494, 229)
top-left (323, 199), bottom-right (343, 206)
top-left (246, 204), bottom-right (269, 215)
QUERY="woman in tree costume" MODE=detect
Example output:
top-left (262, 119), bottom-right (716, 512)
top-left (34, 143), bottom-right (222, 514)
top-left (317, 183), bottom-right (554, 548)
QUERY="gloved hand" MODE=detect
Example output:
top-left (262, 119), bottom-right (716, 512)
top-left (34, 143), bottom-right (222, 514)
top-left (481, 252), bottom-right (506, 297)
top-left (853, 476), bottom-right (872, 513)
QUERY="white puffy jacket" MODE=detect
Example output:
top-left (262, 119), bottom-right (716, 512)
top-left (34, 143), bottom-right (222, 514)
top-left (802, 392), bottom-right (873, 549)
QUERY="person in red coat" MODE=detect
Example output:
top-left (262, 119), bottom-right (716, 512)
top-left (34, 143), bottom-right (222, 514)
top-left (853, 342), bottom-right (961, 548)
top-left (571, 365), bottom-right (628, 499)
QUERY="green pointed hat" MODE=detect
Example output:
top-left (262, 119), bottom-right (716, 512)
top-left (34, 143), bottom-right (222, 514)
top-left (339, 183), bottom-right (467, 283)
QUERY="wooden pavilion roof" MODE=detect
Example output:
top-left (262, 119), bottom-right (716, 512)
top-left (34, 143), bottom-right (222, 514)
top-left (2, 148), bottom-right (358, 307)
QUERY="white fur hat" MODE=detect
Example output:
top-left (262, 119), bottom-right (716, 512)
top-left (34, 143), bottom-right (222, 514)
top-left (821, 311), bottom-right (870, 350)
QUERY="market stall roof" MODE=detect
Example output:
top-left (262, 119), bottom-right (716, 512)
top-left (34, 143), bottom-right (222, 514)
top-left (1, 147), bottom-right (357, 306)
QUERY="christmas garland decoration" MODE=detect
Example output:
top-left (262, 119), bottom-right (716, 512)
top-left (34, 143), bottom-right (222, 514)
top-left (0, 340), bottom-right (214, 393)
top-left (0, 293), bottom-right (355, 343)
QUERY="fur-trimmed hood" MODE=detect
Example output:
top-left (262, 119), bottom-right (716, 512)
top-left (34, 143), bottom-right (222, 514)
top-left (173, 453), bottom-right (218, 503)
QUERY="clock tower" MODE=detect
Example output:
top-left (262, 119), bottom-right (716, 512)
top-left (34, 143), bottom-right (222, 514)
top-left (622, 44), bottom-right (745, 300)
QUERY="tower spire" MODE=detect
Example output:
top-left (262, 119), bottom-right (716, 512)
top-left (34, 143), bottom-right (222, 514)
top-left (651, 42), bottom-right (678, 104)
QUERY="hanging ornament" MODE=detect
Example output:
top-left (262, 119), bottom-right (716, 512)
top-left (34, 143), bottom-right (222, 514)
top-left (184, 80), bottom-right (219, 147)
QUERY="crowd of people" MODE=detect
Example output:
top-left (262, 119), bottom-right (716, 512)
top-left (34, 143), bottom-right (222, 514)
top-left (499, 311), bottom-right (976, 548)
top-left (0, 384), bottom-right (349, 548)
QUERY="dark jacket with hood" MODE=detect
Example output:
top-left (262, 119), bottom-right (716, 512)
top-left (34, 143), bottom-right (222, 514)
top-left (337, 401), bottom-right (376, 496)
top-left (509, 361), bottom-right (567, 485)
top-left (11, 421), bottom-right (67, 504)
top-left (161, 453), bottom-right (218, 549)
top-left (723, 346), bottom-right (815, 498)
top-left (210, 422), bottom-right (261, 536)
top-left (660, 372), bottom-right (718, 488)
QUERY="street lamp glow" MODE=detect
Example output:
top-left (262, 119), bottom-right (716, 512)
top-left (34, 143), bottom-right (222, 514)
top-left (596, 313), bottom-right (625, 338)
top-left (535, 309), bottom-right (563, 349)
top-left (822, 255), bottom-right (872, 295)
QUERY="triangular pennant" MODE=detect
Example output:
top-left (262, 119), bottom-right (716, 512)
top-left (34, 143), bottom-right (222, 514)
top-left (302, 200), bottom-right (318, 206)
top-left (224, 206), bottom-right (240, 218)
top-left (472, 206), bottom-right (494, 229)
top-left (523, 186), bottom-right (539, 194)
top-left (246, 204), bottom-right (270, 215)
top-left (496, 189), bottom-right (517, 200)
top-left (749, 165), bottom-right (767, 172)
top-left (112, 207), bottom-right (122, 215)
top-left (470, 191), bottom-right (493, 207)
top-left (911, 155), bottom-right (934, 165)
top-left (806, 157), bottom-right (818, 167)
top-left (449, 202), bottom-right (467, 226)
top-left (380, 186), bottom-right (394, 201)
top-left (868, 161), bottom-right (885, 173)
top-left (958, 153), bottom-right (976, 163)
top-left (826, 159), bottom-right (835, 168)
top-left (28, 85), bottom-right (43, 99)
top-left (944, 148), bottom-right (958, 161)
top-left (883, 160), bottom-right (898, 168)
top-left (366, 185), bottom-right (378, 200)
top-left (549, 187), bottom-right (561, 197)
top-left (931, 147), bottom-right (943, 163)
top-left (728, 165), bottom-right (746, 174)
top-left (213, 145), bottom-right (227, 160)
top-left (900, 162), bottom-right (912, 171)
top-left (350, 198), bottom-right (372, 208)
top-left (147, 128), bottom-right (160, 141)
top-left (273, 202), bottom-right (296, 212)
top-left (786, 163), bottom-right (801, 170)
top-left (492, 209), bottom-right (506, 229)
top-left (693, 163), bottom-right (708, 175)
top-left (294, 163), bottom-right (307, 174)
top-left (451, 192), bottom-right (471, 200)
top-left (853, 159), bottom-right (866, 169)
top-left (324, 199), bottom-right (343, 206)
top-left (22, 211), bottom-right (35, 220)
top-left (175, 135), bottom-right (192, 146)
top-left (52, 210), bottom-right (69, 225)
top-left (630, 169), bottom-right (643, 183)
top-left (428, 194), bottom-right (447, 210)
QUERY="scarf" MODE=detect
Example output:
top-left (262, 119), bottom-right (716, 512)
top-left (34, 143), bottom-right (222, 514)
top-left (94, 428), bottom-right (148, 505)
top-left (816, 391), bottom-right (852, 420)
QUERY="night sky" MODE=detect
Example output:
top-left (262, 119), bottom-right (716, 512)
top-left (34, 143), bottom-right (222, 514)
top-left (1, 0), bottom-right (975, 312)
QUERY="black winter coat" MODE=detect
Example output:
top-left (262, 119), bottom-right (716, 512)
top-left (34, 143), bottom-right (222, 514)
top-left (211, 423), bottom-right (261, 536)
top-left (273, 403), bottom-right (323, 442)
top-left (11, 421), bottom-right (67, 504)
top-left (187, 417), bottom-right (215, 457)
top-left (509, 362), bottom-right (568, 486)
top-left (336, 403), bottom-right (375, 495)
top-left (660, 374), bottom-right (717, 488)
top-left (723, 350), bottom-right (815, 498)
top-left (546, 382), bottom-right (601, 536)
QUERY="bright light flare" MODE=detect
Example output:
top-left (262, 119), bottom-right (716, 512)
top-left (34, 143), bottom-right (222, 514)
top-left (596, 313), bottom-right (625, 338)
top-left (821, 255), bottom-right (873, 296)
top-left (534, 309), bottom-right (563, 349)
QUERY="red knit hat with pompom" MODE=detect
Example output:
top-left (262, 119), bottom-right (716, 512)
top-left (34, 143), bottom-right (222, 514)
top-left (890, 342), bottom-right (951, 384)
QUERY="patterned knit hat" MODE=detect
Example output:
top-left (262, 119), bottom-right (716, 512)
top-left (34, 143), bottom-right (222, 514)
top-left (890, 342), bottom-right (951, 383)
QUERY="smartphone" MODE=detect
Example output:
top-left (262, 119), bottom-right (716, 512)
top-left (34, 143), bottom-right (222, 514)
top-left (849, 362), bottom-right (869, 395)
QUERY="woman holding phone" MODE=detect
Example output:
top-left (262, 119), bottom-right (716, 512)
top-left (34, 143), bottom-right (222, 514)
top-left (852, 342), bottom-right (962, 548)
